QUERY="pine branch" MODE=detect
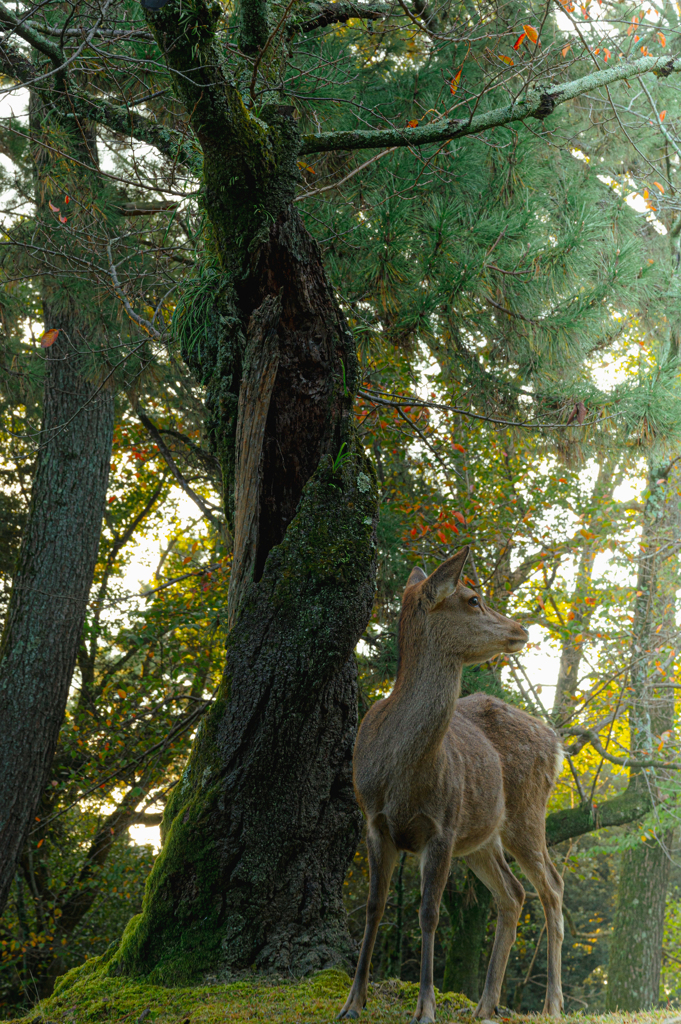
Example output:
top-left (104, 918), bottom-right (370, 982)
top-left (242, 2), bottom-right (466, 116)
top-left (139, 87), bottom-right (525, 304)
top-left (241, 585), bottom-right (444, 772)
top-left (300, 54), bottom-right (681, 154)
top-left (295, 1), bottom-right (393, 33)
top-left (0, 0), bottom-right (64, 65)
top-left (545, 783), bottom-right (653, 846)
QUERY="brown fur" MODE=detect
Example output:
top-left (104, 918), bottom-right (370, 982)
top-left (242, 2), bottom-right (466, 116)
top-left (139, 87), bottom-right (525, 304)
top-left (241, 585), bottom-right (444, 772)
top-left (339, 547), bottom-right (564, 1024)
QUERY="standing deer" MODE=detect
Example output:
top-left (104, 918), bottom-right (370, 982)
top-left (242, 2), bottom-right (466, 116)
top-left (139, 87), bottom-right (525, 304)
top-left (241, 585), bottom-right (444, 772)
top-left (339, 546), bottom-right (563, 1024)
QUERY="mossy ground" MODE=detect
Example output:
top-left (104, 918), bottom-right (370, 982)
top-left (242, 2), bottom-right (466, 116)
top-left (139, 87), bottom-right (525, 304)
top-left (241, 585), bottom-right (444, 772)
top-left (8, 966), bottom-right (681, 1024)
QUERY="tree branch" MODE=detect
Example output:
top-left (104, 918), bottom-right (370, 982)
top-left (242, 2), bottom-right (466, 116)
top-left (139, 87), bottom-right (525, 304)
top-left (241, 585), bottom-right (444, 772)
top-left (564, 726), bottom-right (680, 769)
top-left (546, 784), bottom-right (653, 846)
top-left (0, 1), bottom-right (64, 65)
top-left (294, 1), bottom-right (393, 33)
top-left (301, 54), bottom-right (681, 154)
top-left (138, 409), bottom-right (224, 533)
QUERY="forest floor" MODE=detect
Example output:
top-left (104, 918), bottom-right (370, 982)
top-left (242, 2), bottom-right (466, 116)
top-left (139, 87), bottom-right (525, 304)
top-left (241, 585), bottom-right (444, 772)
top-left (9, 966), bottom-right (681, 1024)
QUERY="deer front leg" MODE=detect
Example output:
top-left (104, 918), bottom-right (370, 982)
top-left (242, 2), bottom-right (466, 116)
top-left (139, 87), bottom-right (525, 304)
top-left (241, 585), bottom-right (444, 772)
top-left (466, 840), bottom-right (525, 1019)
top-left (338, 825), bottom-right (397, 1020)
top-left (410, 832), bottom-right (454, 1024)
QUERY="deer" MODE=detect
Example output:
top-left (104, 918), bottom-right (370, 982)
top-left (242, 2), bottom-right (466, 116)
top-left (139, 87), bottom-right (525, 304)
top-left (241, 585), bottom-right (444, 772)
top-left (339, 546), bottom-right (564, 1024)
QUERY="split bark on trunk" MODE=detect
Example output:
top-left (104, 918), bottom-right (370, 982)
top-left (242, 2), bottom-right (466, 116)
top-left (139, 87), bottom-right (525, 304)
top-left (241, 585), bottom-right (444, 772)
top-left (0, 93), bottom-right (114, 915)
top-left (442, 869), bottom-right (492, 1000)
top-left (83, 0), bottom-right (382, 982)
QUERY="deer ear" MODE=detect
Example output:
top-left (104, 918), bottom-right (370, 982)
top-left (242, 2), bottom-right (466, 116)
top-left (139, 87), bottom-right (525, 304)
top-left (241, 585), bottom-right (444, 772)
top-left (423, 546), bottom-right (470, 609)
top-left (405, 566), bottom-right (427, 589)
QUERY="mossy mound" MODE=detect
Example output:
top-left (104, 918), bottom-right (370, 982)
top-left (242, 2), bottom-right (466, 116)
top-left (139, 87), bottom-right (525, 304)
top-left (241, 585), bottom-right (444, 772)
top-left (10, 964), bottom-right (475, 1024)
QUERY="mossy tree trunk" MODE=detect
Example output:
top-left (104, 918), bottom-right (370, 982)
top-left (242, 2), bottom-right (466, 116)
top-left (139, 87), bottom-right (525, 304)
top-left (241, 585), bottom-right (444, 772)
top-left (442, 869), bottom-right (491, 1000)
top-left (0, 91), bottom-right (115, 916)
top-left (606, 456), bottom-right (680, 1010)
top-left (108, 0), bottom-right (379, 982)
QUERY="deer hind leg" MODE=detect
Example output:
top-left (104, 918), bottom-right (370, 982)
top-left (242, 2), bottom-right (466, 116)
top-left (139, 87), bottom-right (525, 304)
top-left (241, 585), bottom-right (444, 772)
top-left (338, 825), bottom-right (397, 1020)
top-left (410, 830), bottom-right (455, 1024)
top-left (465, 837), bottom-right (525, 1019)
top-left (508, 841), bottom-right (564, 1017)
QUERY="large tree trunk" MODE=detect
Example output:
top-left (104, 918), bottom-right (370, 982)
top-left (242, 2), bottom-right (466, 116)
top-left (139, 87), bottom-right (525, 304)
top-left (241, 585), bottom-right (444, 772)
top-left (0, 93), bottom-right (115, 916)
top-left (442, 869), bottom-right (492, 1000)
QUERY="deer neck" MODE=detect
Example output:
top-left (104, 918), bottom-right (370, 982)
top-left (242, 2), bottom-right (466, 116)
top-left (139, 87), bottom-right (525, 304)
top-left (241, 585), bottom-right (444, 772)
top-left (387, 649), bottom-right (463, 768)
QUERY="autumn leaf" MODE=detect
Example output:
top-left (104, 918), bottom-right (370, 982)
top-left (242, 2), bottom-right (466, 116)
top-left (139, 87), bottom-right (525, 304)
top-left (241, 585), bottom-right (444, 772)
top-left (498, 53), bottom-right (514, 65)
top-left (566, 400), bottom-right (587, 425)
top-left (117, 689), bottom-right (127, 699)
top-left (453, 510), bottom-right (466, 524)
top-left (654, 181), bottom-right (665, 192)
top-left (40, 329), bottom-right (59, 348)
top-left (37, 839), bottom-right (44, 848)
top-left (513, 32), bottom-right (526, 49)
top-left (450, 68), bottom-right (462, 95)
top-left (658, 30), bottom-right (666, 45)
top-left (64, 195), bottom-right (70, 203)
top-left (574, 633), bottom-right (584, 643)
top-left (59, 213), bottom-right (67, 224)
top-left (562, 44), bottom-right (571, 56)
top-left (523, 24), bottom-right (539, 43)
top-left (643, 188), bottom-right (649, 198)
top-left (452, 442), bottom-right (466, 453)
top-left (660, 110), bottom-right (667, 121)
top-left (603, 48), bottom-right (610, 60)
top-left (48, 201), bottom-right (59, 213)
top-left (407, 119), bottom-right (419, 127)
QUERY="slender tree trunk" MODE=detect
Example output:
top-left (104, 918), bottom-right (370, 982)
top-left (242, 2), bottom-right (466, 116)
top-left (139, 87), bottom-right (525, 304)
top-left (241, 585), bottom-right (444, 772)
top-left (0, 93), bottom-right (114, 916)
top-left (606, 455), bottom-right (680, 1009)
top-left (442, 869), bottom-right (492, 1000)
top-left (607, 832), bottom-right (672, 1010)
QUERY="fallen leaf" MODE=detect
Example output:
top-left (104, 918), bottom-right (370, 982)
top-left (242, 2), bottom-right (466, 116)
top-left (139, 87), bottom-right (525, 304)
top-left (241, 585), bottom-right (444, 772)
top-left (40, 329), bottom-right (59, 348)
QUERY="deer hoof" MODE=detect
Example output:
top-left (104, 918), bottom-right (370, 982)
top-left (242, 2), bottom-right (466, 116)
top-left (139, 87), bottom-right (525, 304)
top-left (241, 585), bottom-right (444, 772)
top-left (338, 1011), bottom-right (360, 1020)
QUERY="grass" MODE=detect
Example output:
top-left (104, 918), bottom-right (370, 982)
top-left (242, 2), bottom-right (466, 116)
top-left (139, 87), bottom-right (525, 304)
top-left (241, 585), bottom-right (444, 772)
top-left (8, 966), bottom-right (681, 1024)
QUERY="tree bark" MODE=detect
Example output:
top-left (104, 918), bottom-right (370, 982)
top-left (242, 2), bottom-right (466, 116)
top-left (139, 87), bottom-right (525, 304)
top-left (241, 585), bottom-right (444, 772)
top-left (0, 92), bottom-right (115, 916)
top-left (82, 0), bottom-right (381, 983)
top-left (606, 832), bottom-right (672, 1010)
top-left (442, 869), bottom-right (492, 1000)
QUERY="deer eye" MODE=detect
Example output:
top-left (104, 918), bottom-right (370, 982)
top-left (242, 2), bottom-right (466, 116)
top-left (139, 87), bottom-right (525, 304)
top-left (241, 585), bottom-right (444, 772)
top-left (468, 596), bottom-right (479, 607)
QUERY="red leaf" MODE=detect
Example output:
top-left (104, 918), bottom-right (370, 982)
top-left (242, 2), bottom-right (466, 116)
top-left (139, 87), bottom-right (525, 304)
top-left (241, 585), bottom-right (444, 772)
top-left (660, 110), bottom-right (667, 121)
top-left (513, 32), bottom-right (526, 49)
top-left (453, 511), bottom-right (466, 524)
top-left (407, 119), bottom-right (419, 128)
top-left (40, 328), bottom-right (59, 348)
top-left (48, 201), bottom-right (59, 213)
top-left (452, 442), bottom-right (465, 453)
top-left (59, 213), bottom-right (67, 224)
top-left (64, 195), bottom-right (70, 203)
top-left (437, 529), bottom-right (447, 543)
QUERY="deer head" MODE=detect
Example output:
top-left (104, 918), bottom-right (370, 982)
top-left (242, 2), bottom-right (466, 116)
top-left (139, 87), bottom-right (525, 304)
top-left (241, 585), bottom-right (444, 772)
top-left (400, 546), bottom-right (528, 666)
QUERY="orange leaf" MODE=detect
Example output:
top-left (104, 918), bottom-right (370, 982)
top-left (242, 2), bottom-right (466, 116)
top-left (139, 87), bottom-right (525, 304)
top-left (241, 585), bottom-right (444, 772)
top-left (452, 442), bottom-right (466, 453)
top-left (37, 839), bottom-right (44, 848)
top-left (437, 529), bottom-right (447, 543)
top-left (498, 53), bottom-right (514, 65)
top-left (58, 213), bottom-right (67, 224)
top-left (40, 329), bottom-right (59, 348)
top-left (453, 510), bottom-right (466, 524)
top-left (658, 30), bottom-right (666, 44)
top-left (450, 68), bottom-right (462, 95)
top-left (603, 48), bottom-right (610, 60)
top-left (594, 47), bottom-right (600, 54)
top-left (523, 23), bottom-right (539, 43)
top-left (562, 44), bottom-right (571, 56)
top-left (654, 181), bottom-right (665, 192)
top-left (117, 689), bottom-right (127, 699)
top-left (407, 119), bottom-right (419, 127)
top-left (513, 32), bottom-right (526, 49)
top-left (536, 595), bottom-right (545, 610)
top-left (660, 110), bottom-right (667, 121)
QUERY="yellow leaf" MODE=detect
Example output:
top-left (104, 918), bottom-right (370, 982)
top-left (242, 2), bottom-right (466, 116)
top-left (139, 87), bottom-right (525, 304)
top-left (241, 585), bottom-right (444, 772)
top-left (498, 53), bottom-right (514, 65)
top-left (450, 68), bottom-right (462, 96)
top-left (523, 23), bottom-right (539, 43)
top-left (574, 633), bottom-right (584, 643)
top-left (643, 188), bottom-right (649, 198)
